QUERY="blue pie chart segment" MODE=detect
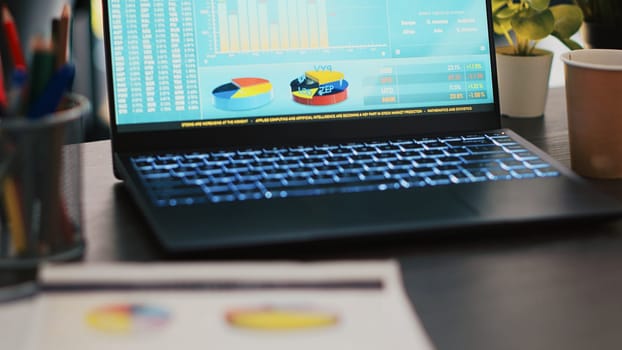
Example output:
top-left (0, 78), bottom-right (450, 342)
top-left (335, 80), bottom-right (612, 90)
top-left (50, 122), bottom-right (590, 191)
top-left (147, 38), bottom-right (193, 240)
top-left (212, 78), bottom-right (274, 111)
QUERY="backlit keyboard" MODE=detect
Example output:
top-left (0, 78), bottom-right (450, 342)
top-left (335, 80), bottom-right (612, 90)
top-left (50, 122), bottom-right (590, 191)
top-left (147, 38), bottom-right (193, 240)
top-left (130, 132), bottom-right (560, 207)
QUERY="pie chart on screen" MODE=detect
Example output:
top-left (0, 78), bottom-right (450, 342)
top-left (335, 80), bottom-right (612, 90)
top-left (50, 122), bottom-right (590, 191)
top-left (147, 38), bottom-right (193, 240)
top-left (85, 304), bottom-right (170, 334)
top-left (290, 70), bottom-right (349, 106)
top-left (212, 77), bottom-right (274, 111)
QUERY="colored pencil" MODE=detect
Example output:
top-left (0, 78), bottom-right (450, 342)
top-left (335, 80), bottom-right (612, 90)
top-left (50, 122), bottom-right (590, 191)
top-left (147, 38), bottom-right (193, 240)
top-left (0, 52), bottom-right (7, 110)
top-left (27, 37), bottom-right (56, 112)
top-left (1, 5), bottom-right (26, 70)
top-left (28, 63), bottom-right (75, 118)
top-left (6, 67), bottom-right (28, 116)
top-left (52, 18), bottom-right (61, 69)
top-left (2, 177), bottom-right (27, 254)
top-left (56, 4), bottom-right (71, 69)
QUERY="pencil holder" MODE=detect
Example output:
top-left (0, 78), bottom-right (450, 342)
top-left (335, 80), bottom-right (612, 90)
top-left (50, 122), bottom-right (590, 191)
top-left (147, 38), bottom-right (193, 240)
top-left (0, 94), bottom-right (90, 284)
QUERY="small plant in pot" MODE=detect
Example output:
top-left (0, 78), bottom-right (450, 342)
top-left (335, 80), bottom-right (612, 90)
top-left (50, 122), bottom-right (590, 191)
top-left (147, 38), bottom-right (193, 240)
top-left (576, 0), bottom-right (622, 49)
top-left (492, 0), bottom-right (583, 118)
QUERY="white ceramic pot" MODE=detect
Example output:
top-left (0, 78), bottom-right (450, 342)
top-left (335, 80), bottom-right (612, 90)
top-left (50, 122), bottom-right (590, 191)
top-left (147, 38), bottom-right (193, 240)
top-left (495, 47), bottom-right (553, 118)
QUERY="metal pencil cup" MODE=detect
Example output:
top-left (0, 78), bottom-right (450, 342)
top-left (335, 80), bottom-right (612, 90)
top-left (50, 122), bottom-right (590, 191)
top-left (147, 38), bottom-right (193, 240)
top-left (0, 94), bottom-right (90, 275)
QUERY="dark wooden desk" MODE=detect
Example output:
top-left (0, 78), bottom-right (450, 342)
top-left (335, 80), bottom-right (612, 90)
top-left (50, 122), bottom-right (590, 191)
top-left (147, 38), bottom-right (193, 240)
top-left (82, 87), bottom-right (622, 350)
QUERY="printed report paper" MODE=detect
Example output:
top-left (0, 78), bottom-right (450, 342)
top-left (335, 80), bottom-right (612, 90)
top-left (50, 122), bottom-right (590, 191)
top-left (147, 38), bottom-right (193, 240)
top-left (26, 261), bottom-right (434, 350)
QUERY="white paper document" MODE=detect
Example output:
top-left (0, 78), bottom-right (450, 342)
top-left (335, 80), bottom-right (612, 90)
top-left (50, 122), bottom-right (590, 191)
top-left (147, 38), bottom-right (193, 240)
top-left (24, 261), bottom-right (433, 350)
top-left (0, 295), bottom-right (35, 350)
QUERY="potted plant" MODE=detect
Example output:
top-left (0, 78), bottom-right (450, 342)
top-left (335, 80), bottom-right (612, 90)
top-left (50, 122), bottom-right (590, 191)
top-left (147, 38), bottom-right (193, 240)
top-left (492, 0), bottom-right (583, 117)
top-left (576, 0), bottom-right (622, 49)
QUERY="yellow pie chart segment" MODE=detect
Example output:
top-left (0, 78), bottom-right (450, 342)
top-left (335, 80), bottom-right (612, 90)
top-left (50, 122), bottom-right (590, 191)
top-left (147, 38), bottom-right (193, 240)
top-left (226, 307), bottom-right (339, 331)
top-left (232, 82), bottom-right (273, 98)
top-left (305, 71), bottom-right (345, 85)
top-left (86, 310), bottom-right (132, 333)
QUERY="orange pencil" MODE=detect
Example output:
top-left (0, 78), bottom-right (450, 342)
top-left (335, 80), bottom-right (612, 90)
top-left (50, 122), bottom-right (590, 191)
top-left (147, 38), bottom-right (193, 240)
top-left (1, 5), bottom-right (26, 69)
top-left (57, 4), bottom-right (71, 68)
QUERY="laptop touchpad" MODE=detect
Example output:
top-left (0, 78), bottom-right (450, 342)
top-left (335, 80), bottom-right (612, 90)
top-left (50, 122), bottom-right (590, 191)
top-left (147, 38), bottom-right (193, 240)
top-left (200, 189), bottom-right (477, 241)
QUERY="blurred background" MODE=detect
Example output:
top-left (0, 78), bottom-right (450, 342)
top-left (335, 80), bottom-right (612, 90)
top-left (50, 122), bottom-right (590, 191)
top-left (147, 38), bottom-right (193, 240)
top-left (1, 0), bottom-right (108, 141)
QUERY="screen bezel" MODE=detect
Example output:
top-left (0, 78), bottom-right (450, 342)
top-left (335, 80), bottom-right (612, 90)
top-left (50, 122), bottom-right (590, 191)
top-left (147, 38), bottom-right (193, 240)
top-left (103, 0), bottom-right (501, 155)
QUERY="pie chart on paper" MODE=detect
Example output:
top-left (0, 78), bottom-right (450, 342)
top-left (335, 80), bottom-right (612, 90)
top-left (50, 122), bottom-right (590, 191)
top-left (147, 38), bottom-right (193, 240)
top-left (226, 305), bottom-right (339, 331)
top-left (85, 304), bottom-right (170, 334)
top-left (212, 77), bottom-right (274, 111)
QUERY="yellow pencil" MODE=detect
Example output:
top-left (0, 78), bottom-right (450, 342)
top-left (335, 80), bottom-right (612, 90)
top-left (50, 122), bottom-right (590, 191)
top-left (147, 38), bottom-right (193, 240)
top-left (3, 176), bottom-right (27, 253)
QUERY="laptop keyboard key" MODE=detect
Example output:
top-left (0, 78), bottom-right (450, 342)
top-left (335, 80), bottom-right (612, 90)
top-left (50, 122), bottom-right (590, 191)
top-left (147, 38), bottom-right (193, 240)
top-left (412, 166), bottom-right (436, 176)
top-left (426, 174), bottom-right (452, 186)
top-left (447, 139), bottom-right (491, 147)
top-left (450, 172), bottom-right (473, 184)
top-left (444, 147), bottom-right (469, 156)
top-left (468, 145), bottom-right (506, 154)
top-left (500, 159), bottom-right (527, 170)
top-left (524, 159), bottom-right (551, 169)
top-left (536, 167), bottom-right (560, 177)
top-left (511, 168), bottom-right (538, 179)
top-left (462, 153), bottom-right (512, 163)
top-left (420, 149), bottom-right (445, 158)
top-left (436, 156), bottom-right (463, 165)
top-left (487, 168), bottom-right (513, 180)
top-left (465, 169), bottom-right (489, 181)
top-left (514, 152), bottom-right (540, 161)
top-left (435, 165), bottom-right (462, 174)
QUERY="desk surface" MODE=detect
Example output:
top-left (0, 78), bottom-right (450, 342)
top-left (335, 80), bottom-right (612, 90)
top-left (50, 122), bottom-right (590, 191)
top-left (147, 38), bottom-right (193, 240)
top-left (82, 87), bottom-right (622, 350)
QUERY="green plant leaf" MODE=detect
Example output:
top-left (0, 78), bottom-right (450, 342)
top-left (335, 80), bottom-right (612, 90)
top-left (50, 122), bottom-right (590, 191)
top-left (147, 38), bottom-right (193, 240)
top-left (491, 0), bottom-right (507, 12)
top-left (551, 4), bottom-right (584, 38)
top-left (495, 6), bottom-right (517, 20)
top-left (512, 8), bottom-right (555, 40)
top-left (493, 16), bottom-right (513, 35)
top-left (526, 0), bottom-right (551, 12)
top-left (554, 34), bottom-right (583, 50)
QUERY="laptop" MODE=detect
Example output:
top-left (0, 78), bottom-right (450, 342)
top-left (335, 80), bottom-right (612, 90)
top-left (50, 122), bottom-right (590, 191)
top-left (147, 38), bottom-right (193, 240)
top-left (102, 0), bottom-right (622, 252)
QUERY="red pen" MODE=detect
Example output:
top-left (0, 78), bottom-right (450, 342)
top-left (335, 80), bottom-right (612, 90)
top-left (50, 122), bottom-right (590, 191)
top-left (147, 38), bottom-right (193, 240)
top-left (2, 5), bottom-right (27, 70)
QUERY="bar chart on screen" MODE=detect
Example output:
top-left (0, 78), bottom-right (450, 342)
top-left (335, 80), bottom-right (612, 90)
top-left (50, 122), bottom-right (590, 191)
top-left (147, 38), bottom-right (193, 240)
top-left (196, 0), bottom-right (390, 62)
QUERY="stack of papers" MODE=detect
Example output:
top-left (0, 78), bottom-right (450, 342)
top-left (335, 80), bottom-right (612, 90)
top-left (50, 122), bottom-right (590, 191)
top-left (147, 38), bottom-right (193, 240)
top-left (6, 261), bottom-right (434, 349)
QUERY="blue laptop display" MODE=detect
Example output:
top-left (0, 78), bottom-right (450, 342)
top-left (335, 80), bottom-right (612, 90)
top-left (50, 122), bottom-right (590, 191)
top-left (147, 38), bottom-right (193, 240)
top-left (108, 0), bottom-right (494, 131)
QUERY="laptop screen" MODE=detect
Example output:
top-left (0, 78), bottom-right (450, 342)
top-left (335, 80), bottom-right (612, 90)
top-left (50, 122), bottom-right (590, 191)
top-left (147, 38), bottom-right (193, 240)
top-left (107, 0), bottom-right (495, 134)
